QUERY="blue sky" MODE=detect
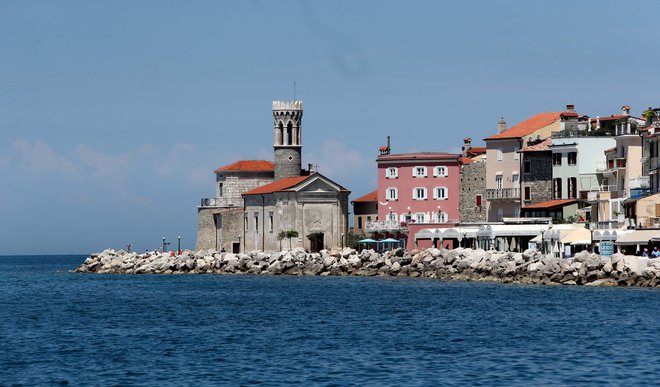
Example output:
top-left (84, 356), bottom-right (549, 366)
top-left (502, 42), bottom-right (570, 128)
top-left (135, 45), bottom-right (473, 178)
top-left (2, 0), bottom-right (659, 254)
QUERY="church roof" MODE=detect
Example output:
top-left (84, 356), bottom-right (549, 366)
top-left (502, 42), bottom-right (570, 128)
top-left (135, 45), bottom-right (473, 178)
top-left (242, 175), bottom-right (311, 195)
top-left (485, 112), bottom-right (561, 141)
top-left (351, 190), bottom-right (377, 203)
top-left (214, 160), bottom-right (274, 173)
top-left (243, 173), bottom-right (350, 196)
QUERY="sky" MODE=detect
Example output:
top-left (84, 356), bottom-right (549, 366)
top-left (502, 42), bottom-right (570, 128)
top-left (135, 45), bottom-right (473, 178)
top-left (2, 0), bottom-right (660, 254)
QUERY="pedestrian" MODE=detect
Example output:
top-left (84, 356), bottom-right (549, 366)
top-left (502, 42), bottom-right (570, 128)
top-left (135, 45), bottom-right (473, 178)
top-left (652, 247), bottom-right (660, 258)
top-left (642, 248), bottom-right (649, 257)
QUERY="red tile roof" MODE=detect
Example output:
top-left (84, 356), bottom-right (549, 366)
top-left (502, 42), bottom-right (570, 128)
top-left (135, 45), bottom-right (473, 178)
top-left (485, 112), bottom-right (561, 140)
top-left (466, 147), bottom-right (487, 156)
top-left (524, 199), bottom-right (577, 209)
top-left (242, 175), bottom-right (309, 195)
top-left (459, 156), bottom-right (474, 164)
top-left (215, 160), bottom-right (274, 173)
top-left (604, 147), bottom-right (616, 153)
top-left (560, 111), bottom-right (579, 117)
top-left (590, 115), bottom-right (627, 122)
top-left (352, 190), bottom-right (378, 203)
top-left (520, 138), bottom-right (552, 152)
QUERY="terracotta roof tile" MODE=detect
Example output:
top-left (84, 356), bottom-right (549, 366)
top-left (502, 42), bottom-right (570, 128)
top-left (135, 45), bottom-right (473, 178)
top-left (215, 160), bottom-right (274, 173)
top-left (459, 156), bottom-right (474, 164)
top-left (520, 138), bottom-right (552, 152)
top-left (524, 199), bottom-right (577, 209)
top-left (377, 152), bottom-right (460, 161)
top-left (242, 175), bottom-right (309, 195)
top-left (485, 112), bottom-right (561, 140)
top-left (352, 190), bottom-right (378, 203)
top-left (466, 147), bottom-right (487, 156)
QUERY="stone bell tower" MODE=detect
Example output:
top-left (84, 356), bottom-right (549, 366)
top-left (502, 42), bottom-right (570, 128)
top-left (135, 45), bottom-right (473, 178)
top-left (273, 100), bottom-right (303, 180)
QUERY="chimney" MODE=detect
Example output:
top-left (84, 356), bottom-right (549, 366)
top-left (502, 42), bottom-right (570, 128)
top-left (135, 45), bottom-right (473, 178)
top-left (621, 105), bottom-right (631, 116)
top-left (379, 135), bottom-right (391, 155)
top-left (308, 163), bottom-right (316, 174)
top-left (462, 137), bottom-right (472, 156)
top-left (566, 104), bottom-right (575, 112)
top-left (498, 117), bottom-right (507, 134)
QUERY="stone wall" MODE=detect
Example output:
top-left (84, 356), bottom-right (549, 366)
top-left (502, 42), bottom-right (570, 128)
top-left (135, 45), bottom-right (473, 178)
top-left (274, 147), bottom-right (302, 180)
top-left (459, 161), bottom-right (486, 222)
top-left (214, 171), bottom-right (274, 207)
top-left (521, 151), bottom-right (552, 206)
top-left (195, 207), bottom-right (243, 251)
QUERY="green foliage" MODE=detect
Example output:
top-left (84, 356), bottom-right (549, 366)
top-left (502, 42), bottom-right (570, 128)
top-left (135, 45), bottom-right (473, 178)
top-left (306, 232), bottom-right (323, 241)
top-left (346, 231), bottom-right (368, 249)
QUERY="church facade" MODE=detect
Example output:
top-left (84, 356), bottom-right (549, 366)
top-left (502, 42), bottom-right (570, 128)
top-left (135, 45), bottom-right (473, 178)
top-left (196, 100), bottom-right (350, 253)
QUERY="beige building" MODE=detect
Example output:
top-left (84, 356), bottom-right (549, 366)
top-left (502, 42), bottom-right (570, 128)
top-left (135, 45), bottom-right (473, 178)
top-left (351, 191), bottom-right (378, 234)
top-left (484, 112), bottom-right (563, 221)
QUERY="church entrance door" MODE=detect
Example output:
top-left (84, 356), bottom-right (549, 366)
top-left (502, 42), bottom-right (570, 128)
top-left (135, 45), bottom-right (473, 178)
top-left (309, 233), bottom-right (324, 253)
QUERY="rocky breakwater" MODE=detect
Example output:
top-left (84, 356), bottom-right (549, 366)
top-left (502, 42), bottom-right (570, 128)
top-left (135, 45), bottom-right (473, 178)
top-left (74, 247), bottom-right (660, 287)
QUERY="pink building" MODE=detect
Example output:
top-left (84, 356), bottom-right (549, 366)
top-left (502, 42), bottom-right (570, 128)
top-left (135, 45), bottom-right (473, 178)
top-left (369, 145), bottom-right (462, 250)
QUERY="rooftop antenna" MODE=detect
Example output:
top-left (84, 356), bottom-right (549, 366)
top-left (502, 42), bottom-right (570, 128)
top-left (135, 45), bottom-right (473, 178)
top-left (293, 81), bottom-right (296, 101)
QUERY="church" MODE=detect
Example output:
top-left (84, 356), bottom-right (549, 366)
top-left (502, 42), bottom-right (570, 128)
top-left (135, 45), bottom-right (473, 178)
top-left (196, 100), bottom-right (351, 253)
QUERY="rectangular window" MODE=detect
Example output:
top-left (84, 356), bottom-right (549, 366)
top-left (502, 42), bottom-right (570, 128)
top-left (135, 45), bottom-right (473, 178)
top-left (514, 146), bottom-right (520, 160)
top-left (386, 167), bottom-right (398, 179)
top-left (512, 174), bottom-right (520, 188)
top-left (568, 152), bottom-right (577, 165)
top-left (524, 186), bottom-right (531, 200)
top-left (553, 178), bottom-right (562, 199)
top-left (389, 212), bottom-right (397, 221)
top-left (254, 213), bottom-right (259, 231)
top-left (476, 195), bottom-right (482, 207)
top-left (433, 166), bottom-right (447, 177)
top-left (413, 166), bottom-right (427, 177)
top-left (386, 188), bottom-right (398, 201)
top-left (497, 149), bottom-right (503, 161)
top-left (416, 213), bottom-right (425, 223)
top-left (357, 217), bottom-right (363, 230)
top-left (496, 175), bottom-right (503, 189)
top-left (413, 187), bottom-right (427, 200)
top-left (269, 211), bottom-right (274, 232)
top-left (218, 183), bottom-right (223, 197)
top-left (524, 161), bottom-right (531, 174)
top-left (568, 177), bottom-right (577, 199)
top-left (434, 187), bottom-right (447, 200)
top-left (553, 153), bottom-right (562, 166)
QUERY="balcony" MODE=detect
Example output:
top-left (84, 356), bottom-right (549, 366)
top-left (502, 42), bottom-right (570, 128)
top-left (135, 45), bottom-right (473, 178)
top-left (366, 220), bottom-right (409, 232)
top-left (629, 176), bottom-right (650, 190)
top-left (485, 188), bottom-right (520, 200)
top-left (200, 198), bottom-right (237, 208)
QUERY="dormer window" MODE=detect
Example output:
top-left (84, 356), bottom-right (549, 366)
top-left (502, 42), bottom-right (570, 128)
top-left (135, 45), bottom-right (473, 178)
top-left (413, 166), bottom-right (427, 178)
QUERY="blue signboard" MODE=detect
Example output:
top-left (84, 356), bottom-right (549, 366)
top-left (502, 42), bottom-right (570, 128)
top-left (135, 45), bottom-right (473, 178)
top-left (600, 241), bottom-right (614, 257)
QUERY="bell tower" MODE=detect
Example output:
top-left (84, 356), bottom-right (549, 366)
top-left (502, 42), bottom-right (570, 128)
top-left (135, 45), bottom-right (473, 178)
top-left (272, 100), bottom-right (303, 180)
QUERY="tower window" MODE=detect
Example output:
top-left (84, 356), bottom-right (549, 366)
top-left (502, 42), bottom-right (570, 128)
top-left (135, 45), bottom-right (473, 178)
top-left (287, 122), bottom-right (293, 145)
top-left (288, 155), bottom-right (293, 161)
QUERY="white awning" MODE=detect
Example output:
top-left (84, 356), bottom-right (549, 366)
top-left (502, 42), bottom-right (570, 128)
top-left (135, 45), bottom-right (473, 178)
top-left (615, 230), bottom-right (660, 245)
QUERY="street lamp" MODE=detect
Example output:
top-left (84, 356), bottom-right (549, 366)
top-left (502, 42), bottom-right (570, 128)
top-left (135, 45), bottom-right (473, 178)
top-left (238, 234), bottom-right (242, 253)
top-left (463, 232), bottom-right (467, 248)
top-left (589, 223), bottom-right (595, 253)
top-left (540, 229), bottom-right (545, 255)
top-left (177, 236), bottom-right (181, 254)
top-left (341, 233), bottom-right (344, 248)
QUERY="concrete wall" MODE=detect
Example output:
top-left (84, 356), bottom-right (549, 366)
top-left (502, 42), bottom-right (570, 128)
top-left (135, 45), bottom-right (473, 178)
top-left (352, 201), bottom-right (378, 233)
top-left (459, 161), bottom-right (486, 222)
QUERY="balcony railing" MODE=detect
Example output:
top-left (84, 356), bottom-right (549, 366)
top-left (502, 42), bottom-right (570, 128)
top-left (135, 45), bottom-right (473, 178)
top-left (629, 176), bottom-right (650, 190)
top-left (366, 220), bottom-right (408, 232)
top-left (200, 198), bottom-right (238, 208)
top-left (485, 188), bottom-right (520, 200)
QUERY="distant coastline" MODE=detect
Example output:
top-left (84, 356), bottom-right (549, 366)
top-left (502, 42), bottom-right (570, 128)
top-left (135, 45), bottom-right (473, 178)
top-left (74, 247), bottom-right (660, 288)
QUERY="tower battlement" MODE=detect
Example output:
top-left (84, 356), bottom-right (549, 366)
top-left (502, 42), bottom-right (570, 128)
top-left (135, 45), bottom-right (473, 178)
top-left (272, 100), bottom-right (303, 111)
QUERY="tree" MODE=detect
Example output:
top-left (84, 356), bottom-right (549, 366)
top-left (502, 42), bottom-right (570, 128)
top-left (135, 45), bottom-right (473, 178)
top-left (285, 230), bottom-right (299, 250)
top-left (277, 230), bottom-right (287, 251)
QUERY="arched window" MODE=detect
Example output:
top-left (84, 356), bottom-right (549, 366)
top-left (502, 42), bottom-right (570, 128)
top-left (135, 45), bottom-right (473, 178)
top-left (277, 122), bottom-right (284, 145)
top-left (287, 121), bottom-right (293, 145)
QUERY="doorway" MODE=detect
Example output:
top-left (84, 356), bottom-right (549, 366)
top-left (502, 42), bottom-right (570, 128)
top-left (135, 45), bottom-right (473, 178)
top-left (309, 233), bottom-right (324, 253)
top-left (232, 242), bottom-right (240, 254)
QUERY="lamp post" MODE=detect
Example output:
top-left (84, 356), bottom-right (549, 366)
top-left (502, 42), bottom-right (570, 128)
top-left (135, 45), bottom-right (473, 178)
top-left (540, 229), bottom-right (545, 255)
top-left (177, 236), bottom-right (181, 254)
top-left (341, 233), bottom-right (344, 248)
top-left (463, 232), bottom-right (467, 248)
top-left (589, 223), bottom-right (595, 253)
top-left (238, 234), bottom-right (242, 253)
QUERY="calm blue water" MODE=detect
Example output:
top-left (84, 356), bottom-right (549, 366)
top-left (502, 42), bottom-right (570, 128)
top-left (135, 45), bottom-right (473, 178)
top-left (1, 255), bottom-right (659, 386)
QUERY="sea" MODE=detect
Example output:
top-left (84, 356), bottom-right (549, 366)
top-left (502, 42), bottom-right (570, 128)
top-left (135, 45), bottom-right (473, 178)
top-left (1, 255), bottom-right (659, 386)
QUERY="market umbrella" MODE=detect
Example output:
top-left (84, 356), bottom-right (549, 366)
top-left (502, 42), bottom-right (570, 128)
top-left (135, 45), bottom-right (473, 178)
top-left (357, 238), bottom-right (377, 243)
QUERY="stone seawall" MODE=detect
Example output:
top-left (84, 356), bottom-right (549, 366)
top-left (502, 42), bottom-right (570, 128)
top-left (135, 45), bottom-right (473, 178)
top-left (74, 247), bottom-right (660, 287)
